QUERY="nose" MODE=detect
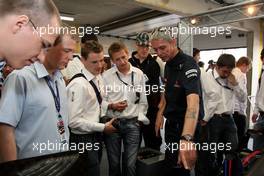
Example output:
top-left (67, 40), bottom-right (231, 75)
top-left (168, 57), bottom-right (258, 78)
top-left (68, 52), bottom-right (74, 61)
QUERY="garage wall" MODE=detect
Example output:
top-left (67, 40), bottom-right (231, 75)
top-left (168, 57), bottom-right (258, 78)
top-left (193, 29), bottom-right (247, 50)
top-left (98, 35), bottom-right (136, 56)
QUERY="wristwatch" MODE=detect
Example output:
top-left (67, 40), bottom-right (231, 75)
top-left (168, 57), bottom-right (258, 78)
top-left (180, 134), bottom-right (194, 142)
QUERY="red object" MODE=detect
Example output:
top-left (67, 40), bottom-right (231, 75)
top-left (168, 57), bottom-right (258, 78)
top-left (229, 160), bottom-right (232, 176)
top-left (242, 150), bottom-right (262, 167)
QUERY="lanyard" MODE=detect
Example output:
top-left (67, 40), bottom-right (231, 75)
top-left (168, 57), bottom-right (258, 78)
top-left (116, 71), bottom-right (134, 87)
top-left (212, 70), bottom-right (233, 91)
top-left (45, 76), bottom-right (60, 113)
top-left (45, 76), bottom-right (67, 143)
top-left (116, 71), bottom-right (140, 104)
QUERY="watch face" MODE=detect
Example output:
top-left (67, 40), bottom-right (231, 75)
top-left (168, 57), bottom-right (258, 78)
top-left (182, 134), bottom-right (193, 141)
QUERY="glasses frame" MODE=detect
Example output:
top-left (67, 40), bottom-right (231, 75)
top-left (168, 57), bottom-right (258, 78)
top-left (28, 19), bottom-right (53, 49)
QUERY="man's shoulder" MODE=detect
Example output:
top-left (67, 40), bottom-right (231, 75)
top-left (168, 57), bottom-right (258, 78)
top-left (131, 66), bottom-right (144, 76)
top-left (102, 67), bottom-right (115, 78)
top-left (7, 64), bottom-right (36, 81)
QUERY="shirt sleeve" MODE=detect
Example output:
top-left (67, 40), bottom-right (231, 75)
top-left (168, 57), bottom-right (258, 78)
top-left (182, 60), bottom-right (199, 96)
top-left (67, 81), bottom-right (105, 133)
top-left (0, 71), bottom-right (26, 127)
top-left (200, 72), bottom-right (221, 122)
top-left (232, 74), bottom-right (247, 103)
top-left (136, 73), bottom-right (149, 125)
top-left (101, 75), bottom-right (111, 117)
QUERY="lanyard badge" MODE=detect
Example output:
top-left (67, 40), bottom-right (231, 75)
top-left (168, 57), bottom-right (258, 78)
top-left (45, 76), bottom-right (67, 144)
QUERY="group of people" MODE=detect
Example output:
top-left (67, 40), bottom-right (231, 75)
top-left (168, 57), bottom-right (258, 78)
top-left (0, 1), bottom-right (264, 176)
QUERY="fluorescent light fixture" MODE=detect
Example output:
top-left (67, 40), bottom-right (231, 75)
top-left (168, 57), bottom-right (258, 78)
top-left (60, 15), bottom-right (74, 21)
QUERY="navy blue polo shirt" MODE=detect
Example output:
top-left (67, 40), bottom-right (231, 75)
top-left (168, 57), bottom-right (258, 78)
top-left (164, 51), bottom-right (201, 121)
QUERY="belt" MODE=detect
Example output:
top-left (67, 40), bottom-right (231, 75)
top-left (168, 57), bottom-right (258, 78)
top-left (214, 113), bottom-right (232, 118)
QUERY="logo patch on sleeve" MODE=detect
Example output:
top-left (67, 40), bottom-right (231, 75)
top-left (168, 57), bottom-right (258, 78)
top-left (185, 69), bottom-right (198, 78)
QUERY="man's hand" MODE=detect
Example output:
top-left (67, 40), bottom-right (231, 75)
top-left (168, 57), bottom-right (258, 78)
top-left (252, 113), bottom-right (258, 123)
top-left (104, 118), bottom-right (117, 134)
top-left (200, 120), bottom-right (207, 126)
top-left (227, 73), bottom-right (238, 86)
top-left (155, 112), bottom-right (164, 137)
top-left (110, 101), bottom-right (128, 112)
top-left (178, 140), bottom-right (197, 170)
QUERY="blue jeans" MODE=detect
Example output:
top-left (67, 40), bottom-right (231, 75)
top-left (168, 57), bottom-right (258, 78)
top-left (104, 117), bottom-right (140, 176)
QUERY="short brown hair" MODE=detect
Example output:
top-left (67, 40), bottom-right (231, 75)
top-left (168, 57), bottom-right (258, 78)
top-left (216, 54), bottom-right (236, 69)
top-left (0, 0), bottom-right (60, 26)
top-left (53, 24), bottom-right (79, 46)
top-left (108, 42), bottom-right (128, 59)
top-left (236, 56), bottom-right (251, 67)
top-left (81, 41), bottom-right (103, 60)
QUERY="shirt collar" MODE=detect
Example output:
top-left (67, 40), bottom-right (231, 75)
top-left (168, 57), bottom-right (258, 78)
top-left (33, 61), bottom-right (62, 80)
top-left (81, 68), bottom-right (96, 81)
top-left (166, 51), bottom-right (185, 67)
top-left (111, 63), bottom-right (135, 75)
top-left (213, 68), bottom-right (221, 79)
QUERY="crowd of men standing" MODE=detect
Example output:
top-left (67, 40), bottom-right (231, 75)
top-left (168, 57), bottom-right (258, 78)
top-left (0, 1), bottom-right (264, 176)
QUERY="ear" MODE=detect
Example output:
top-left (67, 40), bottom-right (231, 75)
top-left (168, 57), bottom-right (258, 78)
top-left (12, 15), bottom-right (29, 34)
top-left (171, 38), bottom-right (177, 46)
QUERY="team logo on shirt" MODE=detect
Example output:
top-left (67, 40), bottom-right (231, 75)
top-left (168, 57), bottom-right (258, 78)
top-left (185, 69), bottom-right (198, 78)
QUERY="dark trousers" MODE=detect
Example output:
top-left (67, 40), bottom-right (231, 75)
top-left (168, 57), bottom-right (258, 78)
top-left (195, 123), bottom-right (211, 176)
top-left (141, 106), bottom-right (162, 150)
top-left (207, 115), bottom-right (238, 175)
top-left (164, 119), bottom-right (190, 176)
top-left (104, 117), bottom-right (140, 176)
top-left (69, 132), bottom-right (102, 176)
top-left (233, 112), bottom-right (246, 151)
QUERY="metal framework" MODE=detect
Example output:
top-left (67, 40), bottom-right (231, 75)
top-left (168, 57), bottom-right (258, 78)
top-left (181, 0), bottom-right (264, 27)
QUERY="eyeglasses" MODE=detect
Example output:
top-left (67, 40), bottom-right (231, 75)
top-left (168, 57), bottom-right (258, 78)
top-left (28, 19), bottom-right (53, 49)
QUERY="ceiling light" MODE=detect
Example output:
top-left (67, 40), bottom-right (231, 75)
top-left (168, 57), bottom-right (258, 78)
top-left (190, 18), bottom-right (197, 25)
top-left (247, 6), bottom-right (255, 15)
top-left (60, 16), bottom-right (74, 22)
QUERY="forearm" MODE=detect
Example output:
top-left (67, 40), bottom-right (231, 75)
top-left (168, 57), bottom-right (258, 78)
top-left (181, 94), bottom-right (199, 136)
top-left (0, 124), bottom-right (17, 163)
top-left (157, 93), bottom-right (166, 116)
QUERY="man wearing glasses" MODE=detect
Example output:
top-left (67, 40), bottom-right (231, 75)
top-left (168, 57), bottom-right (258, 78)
top-left (0, 0), bottom-right (61, 69)
top-left (0, 32), bottom-right (77, 163)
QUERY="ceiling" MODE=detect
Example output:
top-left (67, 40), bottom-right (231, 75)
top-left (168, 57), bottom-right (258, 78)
top-left (53, 0), bottom-right (264, 38)
top-left (53, 0), bottom-right (168, 29)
